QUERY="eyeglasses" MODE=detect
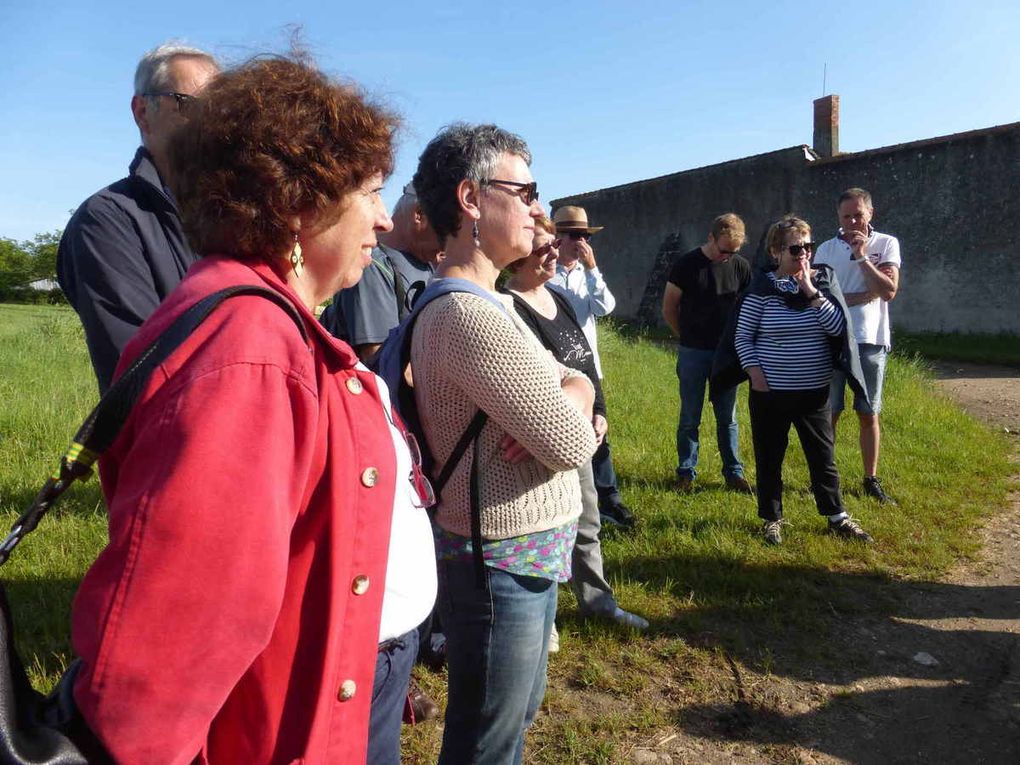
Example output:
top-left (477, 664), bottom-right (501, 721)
top-left (566, 231), bottom-right (591, 241)
top-left (401, 429), bottom-right (437, 509)
top-left (531, 242), bottom-right (558, 258)
top-left (144, 91), bottom-right (198, 114)
top-left (786, 243), bottom-right (816, 256)
top-left (481, 179), bottom-right (539, 205)
top-left (718, 248), bottom-right (740, 256)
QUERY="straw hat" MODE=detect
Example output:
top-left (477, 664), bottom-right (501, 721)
top-left (552, 205), bottom-right (604, 234)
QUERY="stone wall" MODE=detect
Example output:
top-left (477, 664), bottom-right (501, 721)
top-left (552, 122), bottom-right (1020, 335)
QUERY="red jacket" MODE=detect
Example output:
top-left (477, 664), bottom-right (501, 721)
top-left (71, 256), bottom-right (397, 764)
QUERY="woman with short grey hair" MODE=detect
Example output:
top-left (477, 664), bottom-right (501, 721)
top-left (410, 123), bottom-right (598, 764)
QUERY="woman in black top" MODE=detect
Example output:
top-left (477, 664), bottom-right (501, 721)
top-left (503, 217), bottom-right (648, 643)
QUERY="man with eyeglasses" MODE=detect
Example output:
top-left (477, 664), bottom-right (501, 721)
top-left (550, 205), bottom-right (637, 529)
top-left (321, 182), bottom-right (442, 363)
top-left (57, 42), bottom-right (218, 391)
top-left (662, 213), bottom-right (753, 494)
top-left (813, 188), bottom-right (901, 504)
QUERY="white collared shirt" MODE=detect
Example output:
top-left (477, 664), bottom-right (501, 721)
top-left (814, 230), bottom-right (901, 348)
top-left (550, 262), bottom-right (616, 379)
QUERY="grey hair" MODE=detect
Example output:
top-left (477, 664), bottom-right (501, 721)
top-left (133, 42), bottom-right (218, 96)
top-left (412, 122), bottom-right (531, 244)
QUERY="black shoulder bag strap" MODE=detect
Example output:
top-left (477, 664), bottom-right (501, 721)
top-left (0, 285), bottom-right (308, 566)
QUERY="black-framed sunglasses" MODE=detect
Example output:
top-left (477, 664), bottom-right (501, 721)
top-left (481, 179), bottom-right (539, 205)
top-left (787, 243), bottom-right (815, 256)
top-left (718, 248), bottom-right (741, 256)
top-left (566, 231), bottom-right (591, 241)
top-left (144, 91), bottom-right (197, 114)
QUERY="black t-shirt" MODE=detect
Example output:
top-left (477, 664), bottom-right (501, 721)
top-left (667, 248), bottom-right (751, 350)
top-left (505, 288), bottom-right (606, 417)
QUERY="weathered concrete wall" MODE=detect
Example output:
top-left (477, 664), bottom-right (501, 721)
top-left (552, 122), bottom-right (1020, 335)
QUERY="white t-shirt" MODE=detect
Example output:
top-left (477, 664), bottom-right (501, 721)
top-left (367, 365), bottom-right (438, 643)
top-left (814, 230), bottom-right (901, 348)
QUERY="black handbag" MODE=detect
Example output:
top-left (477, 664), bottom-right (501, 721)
top-left (0, 286), bottom-right (308, 764)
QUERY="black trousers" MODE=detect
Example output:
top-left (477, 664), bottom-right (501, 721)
top-left (748, 387), bottom-right (844, 521)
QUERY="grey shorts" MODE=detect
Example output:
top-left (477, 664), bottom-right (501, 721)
top-left (829, 343), bottom-right (887, 415)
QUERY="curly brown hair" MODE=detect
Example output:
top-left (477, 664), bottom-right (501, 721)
top-left (168, 55), bottom-right (398, 260)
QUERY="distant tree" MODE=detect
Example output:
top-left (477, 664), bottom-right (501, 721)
top-left (0, 229), bottom-right (65, 302)
top-left (25, 230), bottom-right (61, 282)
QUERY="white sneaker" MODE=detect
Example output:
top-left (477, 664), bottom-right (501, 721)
top-left (547, 621), bottom-right (560, 653)
top-left (611, 607), bottom-right (649, 630)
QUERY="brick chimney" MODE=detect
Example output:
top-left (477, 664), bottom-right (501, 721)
top-left (813, 95), bottom-right (839, 157)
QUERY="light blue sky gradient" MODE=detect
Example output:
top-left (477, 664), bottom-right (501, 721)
top-left (1, 0), bottom-right (1017, 241)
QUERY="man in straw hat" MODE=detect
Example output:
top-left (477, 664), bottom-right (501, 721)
top-left (551, 205), bottom-right (636, 530)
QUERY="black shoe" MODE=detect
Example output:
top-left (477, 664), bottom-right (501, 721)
top-left (726, 475), bottom-right (754, 495)
top-left (863, 476), bottom-right (896, 505)
top-left (827, 515), bottom-right (874, 543)
top-left (675, 475), bottom-right (694, 493)
top-left (601, 502), bottom-right (636, 529)
top-left (407, 678), bottom-right (440, 723)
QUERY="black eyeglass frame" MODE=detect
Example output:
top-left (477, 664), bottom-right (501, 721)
top-left (786, 243), bottom-right (816, 257)
top-left (143, 91), bottom-right (197, 113)
top-left (481, 179), bottom-right (539, 205)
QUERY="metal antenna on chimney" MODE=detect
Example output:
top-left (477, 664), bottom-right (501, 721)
top-left (822, 63), bottom-right (827, 96)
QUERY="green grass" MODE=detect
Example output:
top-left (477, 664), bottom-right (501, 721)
top-left (0, 304), bottom-right (1013, 762)
top-left (895, 330), bottom-right (1020, 367)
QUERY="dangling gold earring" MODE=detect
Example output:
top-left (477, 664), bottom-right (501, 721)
top-left (290, 236), bottom-right (304, 277)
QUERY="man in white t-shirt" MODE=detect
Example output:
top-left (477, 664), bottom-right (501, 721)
top-left (813, 188), bottom-right (901, 504)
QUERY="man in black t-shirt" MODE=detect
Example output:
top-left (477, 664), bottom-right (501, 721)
top-left (662, 213), bottom-right (753, 493)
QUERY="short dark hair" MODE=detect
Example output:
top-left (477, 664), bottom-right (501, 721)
top-left (412, 123), bottom-right (531, 246)
top-left (838, 187), bottom-right (873, 209)
top-left (168, 55), bottom-right (398, 261)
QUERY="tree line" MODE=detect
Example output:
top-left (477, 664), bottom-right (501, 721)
top-left (0, 230), bottom-right (65, 304)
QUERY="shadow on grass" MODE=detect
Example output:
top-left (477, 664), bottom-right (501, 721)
top-left (3, 575), bottom-right (79, 685)
top-left (609, 554), bottom-right (1020, 764)
top-left (0, 481), bottom-right (106, 520)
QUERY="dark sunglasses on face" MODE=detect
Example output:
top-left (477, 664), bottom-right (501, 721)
top-left (481, 179), bottom-right (539, 205)
top-left (718, 248), bottom-right (740, 256)
top-left (531, 242), bottom-right (557, 258)
top-left (787, 243), bottom-right (815, 256)
top-left (566, 231), bottom-right (591, 241)
top-left (144, 91), bottom-right (197, 114)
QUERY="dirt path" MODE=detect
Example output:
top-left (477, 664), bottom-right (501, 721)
top-left (630, 363), bottom-right (1020, 765)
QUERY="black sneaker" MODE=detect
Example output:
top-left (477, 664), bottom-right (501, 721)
top-left (407, 678), bottom-right (440, 723)
top-left (827, 515), bottom-right (874, 543)
top-left (601, 502), bottom-right (636, 529)
top-left (762, 518), bottom-right (785, 545)
top-left (863, 476), bottom-right (896, 505)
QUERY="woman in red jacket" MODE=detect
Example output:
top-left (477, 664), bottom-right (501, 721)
top-left (69, 56), bottom-right (431, 764)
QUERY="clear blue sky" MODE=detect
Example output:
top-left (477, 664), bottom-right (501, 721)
top-left (2, 0), bottom-right (1018, 242)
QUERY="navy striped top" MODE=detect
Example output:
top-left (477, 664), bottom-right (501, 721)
top-left (735, 285), bottom-right (845, 391)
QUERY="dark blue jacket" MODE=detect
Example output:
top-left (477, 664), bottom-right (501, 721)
top-left (57, 147), bottom-right (198, 391)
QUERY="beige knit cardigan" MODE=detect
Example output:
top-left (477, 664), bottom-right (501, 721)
top-left (410, 291), bottom-right (598, 539)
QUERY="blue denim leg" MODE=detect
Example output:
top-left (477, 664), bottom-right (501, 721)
top-left (711, 382), bottom-right (744, 479)
top-left (367, 628), bottom-right (419, 765)
top-left (675, 346), bottom-right (714, 480)
top-left (437, 560), bottom-right (557, 765)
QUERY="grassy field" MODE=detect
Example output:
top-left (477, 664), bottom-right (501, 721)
top-left (895, 330), bottom-right (1020, 368)
top-left (0, 304), bottom-right (1013, 762)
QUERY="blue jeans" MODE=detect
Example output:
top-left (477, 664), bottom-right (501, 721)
top-left (437, 560), bottom-right (557, 765)
top-left (676, 345), bottom-right (743, 481)
top-left (368, 628), bottom-right (419, 765)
